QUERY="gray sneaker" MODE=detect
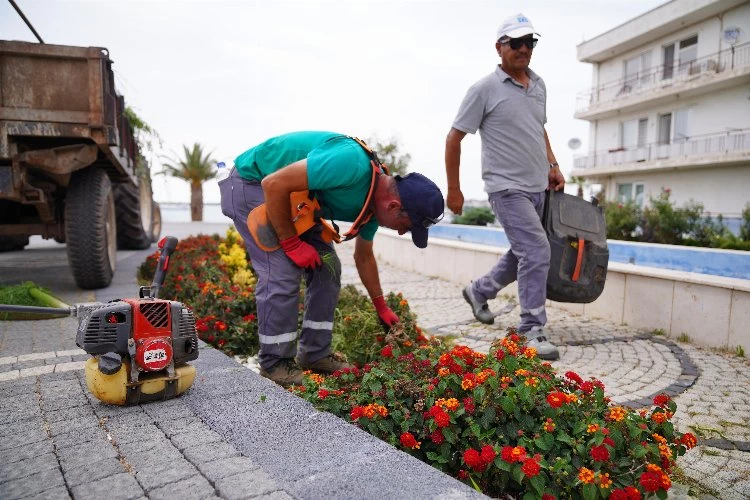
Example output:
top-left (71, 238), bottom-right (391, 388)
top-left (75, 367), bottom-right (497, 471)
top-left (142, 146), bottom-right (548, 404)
top-left (259, 358), bottom-right (304, 387)
top-left (296, 352), bottom-right (353, 374)
top-left (523, 327), bottom-right (560, 361)
top-left (463, 284), bottom-right (495, 325)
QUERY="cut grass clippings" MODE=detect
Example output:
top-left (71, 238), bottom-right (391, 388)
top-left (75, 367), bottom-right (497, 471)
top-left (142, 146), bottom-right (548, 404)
top-left (0, 282), bottom-right (69, 320)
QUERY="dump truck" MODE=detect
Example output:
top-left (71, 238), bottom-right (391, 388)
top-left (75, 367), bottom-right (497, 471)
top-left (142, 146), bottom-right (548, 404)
top-left (0, 40), bottom-right (161, 289)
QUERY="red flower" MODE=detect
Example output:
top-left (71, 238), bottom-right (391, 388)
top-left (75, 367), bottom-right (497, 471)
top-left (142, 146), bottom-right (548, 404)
top-left (242, 314), bottom-right (256, 322)
top-left (457, 470), bottom-right (469, 480)
top-left (480, 445), bottom-right (496, 464)
top-left (381, 345), bottom-right (393, 358)
top-left (680, 432), bottom-right (697, 449)
top-left (494, 349), bottom-right (505, 361)
top-left (463, 397), bottom-right (475, 414)
top-left (590, 444), bottom-right (610, 462)
top-left (546, 391), bottom-right (566, 408)
top-left (653, 394), bottom-right (671, 407)
top-left (603, 437), bottom-right (616, 447)
top-left (565, 371), bottom-right (583, 384)
top-left (463, 448), bottom-right (485, 472)
top-left (214, 320), bottom-right (227, 331)
top-left (207, 335), bottom-right (215, 343)
top-left (217, 339), bottom-right (226, 348)
top-left (399, 432), bottom-right (420, 450)
top-left (579, 381), bottom-right (594, 393)
top-left (434, 410), bottom-right (450, 428)
top-left (640, 471), bottom-right (662, 492)
top-left (521, 457), bottom-right (541, 477)
top-left (430, 429), bottom-right (444, 444)
top-left (317, 389), bottom-right (329, 399)
top-left (542, 495), bottom-right (556, 500)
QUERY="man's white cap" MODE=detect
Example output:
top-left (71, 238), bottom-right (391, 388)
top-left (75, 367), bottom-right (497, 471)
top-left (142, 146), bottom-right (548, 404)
top-left (497, 13), bottom-right (540, 40)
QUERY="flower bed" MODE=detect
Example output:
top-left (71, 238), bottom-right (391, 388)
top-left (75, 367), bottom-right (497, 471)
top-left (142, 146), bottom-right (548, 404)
top-left (139, 231), bottom-right (695, 499)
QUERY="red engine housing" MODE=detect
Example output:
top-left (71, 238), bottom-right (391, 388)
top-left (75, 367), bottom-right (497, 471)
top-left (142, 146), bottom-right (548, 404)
top-left (124, 298), bottom-right (174, 372)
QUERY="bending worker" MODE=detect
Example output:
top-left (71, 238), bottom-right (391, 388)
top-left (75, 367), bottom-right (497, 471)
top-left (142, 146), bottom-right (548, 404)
top-left (220, 131), bottom-right (444, 386)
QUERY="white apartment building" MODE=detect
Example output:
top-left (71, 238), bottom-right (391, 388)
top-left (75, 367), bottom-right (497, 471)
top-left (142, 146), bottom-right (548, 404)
top-left (571, 0), bottom-right (750, 228)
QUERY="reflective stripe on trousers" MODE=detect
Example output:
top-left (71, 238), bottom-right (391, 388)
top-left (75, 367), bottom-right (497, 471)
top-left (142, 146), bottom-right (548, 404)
top-left (472, 189), bottom-right (550, 332)
top-left (219, 168), bottom-right (341, 370)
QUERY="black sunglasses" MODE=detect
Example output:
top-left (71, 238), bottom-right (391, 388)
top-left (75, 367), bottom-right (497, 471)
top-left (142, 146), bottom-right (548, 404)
top-left (502, 37), bottom-right (538, 50)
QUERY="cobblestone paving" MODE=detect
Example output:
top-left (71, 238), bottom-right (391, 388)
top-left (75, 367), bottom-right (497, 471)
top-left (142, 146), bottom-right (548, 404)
top-left (340, 249), bottom-right (750, 499)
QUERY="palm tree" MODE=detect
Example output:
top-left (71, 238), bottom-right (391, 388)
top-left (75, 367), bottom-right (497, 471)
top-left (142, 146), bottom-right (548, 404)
top-left (570, 176), bottom-right (586, 198)
top-left (160, 143), bottom-right (216, 221)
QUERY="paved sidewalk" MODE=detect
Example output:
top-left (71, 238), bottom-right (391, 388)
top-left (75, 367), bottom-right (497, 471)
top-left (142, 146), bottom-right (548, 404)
top-left (2, 221), bottom-right (749, 499)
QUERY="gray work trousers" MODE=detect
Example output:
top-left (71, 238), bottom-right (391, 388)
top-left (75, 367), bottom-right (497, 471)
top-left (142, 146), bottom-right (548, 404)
top-left (219, 168), bottom-right (341, 370)
top-left (471, 189), bottom-right (550, 332)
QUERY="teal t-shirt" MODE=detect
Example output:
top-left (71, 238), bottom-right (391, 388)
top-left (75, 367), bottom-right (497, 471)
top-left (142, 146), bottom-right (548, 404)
top-left (234, 131), bottom-right (378, 241)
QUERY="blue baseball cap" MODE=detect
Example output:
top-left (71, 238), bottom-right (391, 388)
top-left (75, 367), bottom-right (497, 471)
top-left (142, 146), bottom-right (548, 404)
top-left (395, 173), bottom-right (445, 248)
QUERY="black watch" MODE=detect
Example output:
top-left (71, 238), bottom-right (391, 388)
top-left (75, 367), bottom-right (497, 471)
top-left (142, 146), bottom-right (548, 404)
top-left (549, 162), bottom-right (559, 169)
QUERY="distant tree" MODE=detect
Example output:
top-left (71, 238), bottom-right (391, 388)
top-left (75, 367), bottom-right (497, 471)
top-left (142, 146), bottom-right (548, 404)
top-left (452, 207), bottom-right (495, 226)
top-left (124, 107), bottom-right (161, 176)
top-left (570, 176), bottom-right (586, 198)
top-left (160, 143), bottom-right (216, 221)
top-left (741, 203), bottom-right (750, 242)
top-left (366, 136), bottom-right (411, 177)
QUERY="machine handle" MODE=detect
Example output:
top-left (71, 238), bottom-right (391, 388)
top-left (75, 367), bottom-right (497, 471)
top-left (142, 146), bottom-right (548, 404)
top-left (150, 236), bottom-right (179, 298)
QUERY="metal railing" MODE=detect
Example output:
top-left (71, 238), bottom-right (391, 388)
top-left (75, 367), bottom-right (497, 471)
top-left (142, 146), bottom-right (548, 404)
top-left (576, 42), bottom-right (750, 114)
top-left (573, 128), bottom-right (750, 169)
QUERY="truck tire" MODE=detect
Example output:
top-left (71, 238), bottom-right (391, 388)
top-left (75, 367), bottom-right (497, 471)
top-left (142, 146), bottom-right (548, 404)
top-left (114, 182), bottom-right (153, 250)
top-left (150, 201), bottom-right (162, 243)
top-left (0, 236), bottom-right (29, 252)
top-left (65, 169), bottom-right (117, 289)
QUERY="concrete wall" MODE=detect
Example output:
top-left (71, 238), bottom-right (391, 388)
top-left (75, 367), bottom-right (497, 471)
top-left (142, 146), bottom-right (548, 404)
top-left (373, 229), bottom-right (750, 353)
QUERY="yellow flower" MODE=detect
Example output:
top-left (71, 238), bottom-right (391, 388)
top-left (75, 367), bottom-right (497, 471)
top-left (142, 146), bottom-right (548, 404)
top-left (436, 398), bottom-right (460, 411)
top-left (598, 472), bottom-right (612, 489)
top-left (607, 406), bottom-right (627, 422)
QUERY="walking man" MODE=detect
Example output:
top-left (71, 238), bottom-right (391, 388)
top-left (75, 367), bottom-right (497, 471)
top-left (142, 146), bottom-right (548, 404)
top-left (221, 131), bottom-right (444, 385)
top-left (444, 13), bottom-right (565, 360)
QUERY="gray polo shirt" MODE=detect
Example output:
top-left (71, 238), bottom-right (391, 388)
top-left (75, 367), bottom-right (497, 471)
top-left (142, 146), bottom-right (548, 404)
top-left (452, 65), bottom-right (549, 194)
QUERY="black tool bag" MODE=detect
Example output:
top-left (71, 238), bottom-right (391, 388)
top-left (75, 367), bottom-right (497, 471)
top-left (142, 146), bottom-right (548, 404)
top-left (543, 190), bottom-right (609, 303)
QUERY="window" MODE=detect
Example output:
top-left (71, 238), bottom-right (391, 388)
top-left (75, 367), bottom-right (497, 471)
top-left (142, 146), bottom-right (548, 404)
top-left (658, 109), bottom-right (690, 144)
top-left (617, 183), bottom-right (645, 207)
top-left (621, 118), bottom-right (648, 148)
top-left (622, 51), bottom-right (652, 92)
top-left (679, 35), bottom-right (698, 74)
top-left (663, 35), bottom-right (698, 80)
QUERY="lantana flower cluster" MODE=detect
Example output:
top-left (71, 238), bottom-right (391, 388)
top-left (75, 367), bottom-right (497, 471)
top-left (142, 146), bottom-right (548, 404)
top-left (293, 296), bottom-right (696, 499)
top-left (137, 229), bottom-right (259, 356)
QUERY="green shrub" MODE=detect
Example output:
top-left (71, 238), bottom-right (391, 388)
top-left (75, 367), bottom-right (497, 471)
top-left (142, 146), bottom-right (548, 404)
top-left (741, 203), bottom-right (750, 242)
top-left (603, 201), bottom-right (641, 241)
top-left (452, 207), bottom-right (495, 226)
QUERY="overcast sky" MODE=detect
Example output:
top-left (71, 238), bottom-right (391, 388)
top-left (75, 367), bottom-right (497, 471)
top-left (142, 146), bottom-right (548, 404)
top-left (1, 0), bottom-right (666, 204)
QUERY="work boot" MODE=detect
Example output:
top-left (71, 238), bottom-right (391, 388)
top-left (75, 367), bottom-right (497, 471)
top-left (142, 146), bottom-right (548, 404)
top-left (463, 284), bottom-right (495, 325)
top-left (523, 326), bottom-right (560, 361)
top-left (259, 358), bottom-right (304, 387)
top-left (296, 352), bottom-right (353, 374)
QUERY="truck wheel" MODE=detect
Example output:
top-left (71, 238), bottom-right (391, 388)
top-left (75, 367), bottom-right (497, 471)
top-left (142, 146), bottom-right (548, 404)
top-left (66, 169), bottom-right (117, 289)
top-left (150, 201), bottom-right (162, 243)
top-left (114, 182), bottom-right (152, 250)
top-left (0, 236), bottom-right (29, 252)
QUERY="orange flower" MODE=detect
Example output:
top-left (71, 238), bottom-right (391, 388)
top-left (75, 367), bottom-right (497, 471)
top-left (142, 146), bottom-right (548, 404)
top-left (436, 398), bottom-right (460, 411)
top-left (524, 377), bottom-right (539, 387)
top-left (438, 367), bottom-right (450, 377)
top-left (651, 411), bottom-right (668, 424)
top-left (607, 406), bottom-right (627, 422)
top-left (598, 472), bottom-right (612, 489)
top-left (681, 432), bottom-right (697, 449)
top-left (543, 418), bottom-right (556, 432)
top-left (587, 424), bottom-right (600, 434)
top-left (578, 467), bottom-right (595, 484)
top-left (522, 346), bottom-right (537, 359)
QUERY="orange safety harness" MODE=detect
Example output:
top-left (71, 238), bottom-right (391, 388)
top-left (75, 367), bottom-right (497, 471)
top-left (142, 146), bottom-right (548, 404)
top-left (246, 136), bottom-right (389, 252)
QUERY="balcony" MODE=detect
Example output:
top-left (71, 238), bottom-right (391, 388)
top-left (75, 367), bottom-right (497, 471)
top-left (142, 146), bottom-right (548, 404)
top-left (571, 128), bottom-right (750, 177)
top-left (575, 42), bottom-right (750, 120)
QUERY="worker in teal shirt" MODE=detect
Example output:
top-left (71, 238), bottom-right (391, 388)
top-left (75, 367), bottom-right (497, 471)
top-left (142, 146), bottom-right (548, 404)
top-left (220, 132), bottom-right (444, 387)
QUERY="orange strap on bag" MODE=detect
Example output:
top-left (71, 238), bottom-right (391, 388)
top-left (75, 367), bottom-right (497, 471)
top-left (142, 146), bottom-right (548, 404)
top-left (246, 136), bottom-right (389, 252)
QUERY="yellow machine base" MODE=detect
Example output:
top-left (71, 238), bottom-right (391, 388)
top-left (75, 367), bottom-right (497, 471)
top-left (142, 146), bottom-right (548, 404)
top-left (84, 358), bottom-right (196, 406)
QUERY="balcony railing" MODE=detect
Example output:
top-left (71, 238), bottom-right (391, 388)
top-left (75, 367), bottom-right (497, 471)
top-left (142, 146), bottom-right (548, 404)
top-left (576, 42), bottom-right (750, 114)
top-left (573, 128), bottom-right (750, 170)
